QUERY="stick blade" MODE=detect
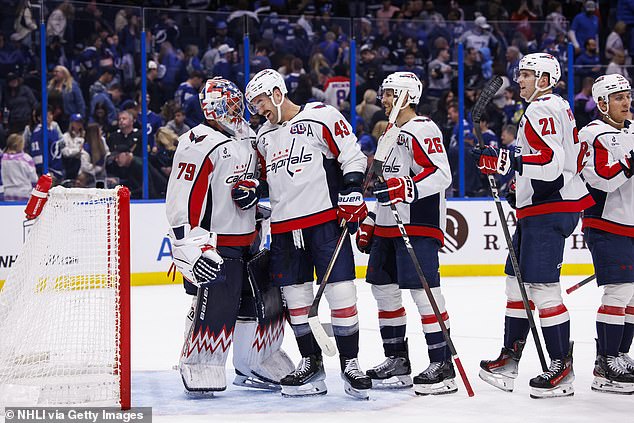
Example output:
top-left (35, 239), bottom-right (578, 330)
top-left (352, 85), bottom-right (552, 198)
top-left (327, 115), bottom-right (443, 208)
top-left (308, 316), bottom-right (337, 357)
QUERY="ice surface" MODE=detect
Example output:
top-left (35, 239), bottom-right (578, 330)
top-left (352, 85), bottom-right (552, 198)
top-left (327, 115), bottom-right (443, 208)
top-left (131, 276), bottom-right (631, 423)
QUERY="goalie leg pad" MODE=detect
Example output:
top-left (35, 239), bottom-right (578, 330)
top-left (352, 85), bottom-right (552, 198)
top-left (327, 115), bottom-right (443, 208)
top-left (179, 257), bottom-right (243, 393)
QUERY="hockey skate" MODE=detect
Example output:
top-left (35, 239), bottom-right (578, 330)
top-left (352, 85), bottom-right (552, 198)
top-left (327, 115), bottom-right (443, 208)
top-left (340, 357), bottom-right (372, 400)
top-left (413, 361), bottom-right (458, 396)
top-left (619, 352), bottom-right (634, 373)
top-left (233, 369), bottom-right (281, 391)
top-left (280, 354), bottom-right (327, 397)
top-left (366, 355), bottom-right (413, 389)
top-left (479, 339), bottom-right (526, 392)
top-left (591, 355), bottom-right (634, 395)
top-left (529, 342), bottom-right (575, 399)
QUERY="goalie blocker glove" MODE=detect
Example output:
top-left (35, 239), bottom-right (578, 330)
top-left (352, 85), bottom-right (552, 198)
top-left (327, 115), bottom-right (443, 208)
top-left (355, 212), bottom-right (375, 254)
top-left (169, 226), bottom-right (224, 284)
top-left (232, 179), bottom-right (263, 210)
top-left (374, 176), bottom-right (417, 205)
top-left (473, 146), bottom-right (522, 176)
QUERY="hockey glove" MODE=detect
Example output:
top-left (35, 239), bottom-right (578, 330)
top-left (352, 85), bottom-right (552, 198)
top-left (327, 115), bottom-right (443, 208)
top-left (338, 186), bottom-right (368, 234)
top-left (170, 226), bottom-right (224, 285)
top-left (355, 212), bottom-right (375, 254)
top-left (232, 179), bottom-right (261, 210)
top-left (472, 146), bottom-right (521, 176)
top-left (374, 176), bottom-right (417, 205)
top-left (620, 150), bottom-right (634, 178)
top-left (506, 180), bottom-right (517, 209)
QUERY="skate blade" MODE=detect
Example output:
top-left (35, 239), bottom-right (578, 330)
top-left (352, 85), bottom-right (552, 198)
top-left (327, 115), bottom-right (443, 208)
top-left (184, 390), bottom-right (218, 399)
top-left (370, 375), bottom-right (413, 389)
top-left (233, 374), bottom-right (281, 391)
top-left (344, 383), bottom-right (370, 400)
top-left (591, 377), bottom-right (634, 395)
top-left (479, 369), bottom-right (514, 392)
top-left (281, 380), bottom-right (328, 397)
top-left (530, 383), bottom-right (574, 399)
top-left (414, 378), bottom-right (458, 396)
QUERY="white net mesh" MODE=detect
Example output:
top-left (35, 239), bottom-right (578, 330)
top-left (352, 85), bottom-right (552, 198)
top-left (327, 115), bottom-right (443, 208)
top-left (0, 187), bottom-right (128, 407)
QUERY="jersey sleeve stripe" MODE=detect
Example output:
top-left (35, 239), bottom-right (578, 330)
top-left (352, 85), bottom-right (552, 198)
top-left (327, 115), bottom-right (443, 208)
top-left (411, 135), bottom-right (438, 182)
top-left (593, 138), bottom-right (623, 180)
top-left (522, 117), bottom-right (554, 166)
top-left (188, 157), bottom-right (213, 227)
top-left (322, 124), bottom-right (341, 157)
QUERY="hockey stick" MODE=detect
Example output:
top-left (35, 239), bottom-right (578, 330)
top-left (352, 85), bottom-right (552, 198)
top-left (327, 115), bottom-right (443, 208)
top-left (473, 76), bottom-right (548, 372)
top-left (565, 274), bottom-right (596, 294)
top-left (307, 89), bottom-right (410, 357)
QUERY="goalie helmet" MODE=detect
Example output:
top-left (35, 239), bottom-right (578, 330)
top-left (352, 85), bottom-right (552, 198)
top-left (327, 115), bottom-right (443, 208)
top-left (199, 77), bottom-right (245, 132)
top-left (245, 69), bottom-right (287, 118)
top-left (592, 74), bottom-right (631, 114)
top-left (516, 53), bottom-right (561, 92)
top-left (379, 71), bottom-right (423, 105)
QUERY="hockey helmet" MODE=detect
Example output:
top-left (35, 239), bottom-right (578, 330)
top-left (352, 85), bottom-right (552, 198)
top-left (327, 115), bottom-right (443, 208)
top-left (592, 74), bottom-right (631, 114)
top-left (515, 53), bottom-right (561, 93)
top-left (199, 77), bottom-right (245, 130)
top-left (379, 71), bottom-right (423, 106)
top-left (245, 68), bottom-right (288, 116)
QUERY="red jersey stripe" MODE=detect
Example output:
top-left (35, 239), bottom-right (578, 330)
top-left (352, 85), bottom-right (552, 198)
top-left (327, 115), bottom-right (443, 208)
top-left (522, 118), bottom-right (554, 166)
top-left (188, 157), bottom-right (213, 227)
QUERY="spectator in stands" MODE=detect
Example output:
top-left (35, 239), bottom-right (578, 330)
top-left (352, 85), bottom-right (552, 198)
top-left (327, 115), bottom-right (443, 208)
top-left (544, 1), bottom-right (567, 39)
top-left (502, 86), bottom-right (524, 126)
top-left (576, 38), bottom-right (602, 81)
top-left (178, 45), bottom-right (203, 83)
top-left (319, 32), bottom-right (339, 65)
top-left (459, 16), bottom-right (498, 52)
top-left (3, 72), bottom-right (36, 134)
top-left (499, 124), bottom-right (518, 195)
top-left (398, 50), bottom-right (425, 81)
top-left (505, 47), bottom-right (522, 84)
top-left (47, 1), bottom-right (74, 44)
top-left (447, 101), bottom-right (482, 197)
top-left (134, 93), bottom-right (164, 151)
top-left (606, 49), bottom-right (632, 83)
top-left (511, 0), bottom-right (539, 42)
top-left (355, 89), bottom-right (381, 133)
top-left (1, 133), bottom-right (37, 201)
top-left (569, 0), bottom-right (599, 55)
top-left (151, 126), bottom-right (178, 178)
top-left (427, 47), bottom-right (453, 102)
top-left (574, 76), bottom-right (597, 129)
top-left (212, 44), bottom-right (235, 81)
top-left (174, 70), bottom-right (203, 109)
top-left (284, 57), bottom-right (304, 96)
top-left (251, 43), bottom-right (272, 74)
top-left (107, 110), bottom-right (141, 157)
top-left (158, 41), bottom-right (182, 96)
top-left (147, 61), bottom-right (164, 114)
top-left (11, 0), bottom-right (38, 44)
top-left (463, 47), bottom-right (483, 91)
top-left (606, 21), bottom-right (628, 62)
top-left (107, 144), bottom-right (166, 199)
top-left (48, 65), bottom-right (86, 132)
top-left (357, 45), bottom-right (383, 86)
top-left (24, 109), bottom-right (64, 180)
top-left (166, 107), bottom-right (190, 137)
top-left (82, 122), bottom-right (109, 182)
top-left (90, 83), bottom-right (122, 129)
top-left (376, 0), bottom-right (400, 20)
top-left (61, 113), bottom-right (85, 180)
top-left (89, 67), bottom-right (115, 100)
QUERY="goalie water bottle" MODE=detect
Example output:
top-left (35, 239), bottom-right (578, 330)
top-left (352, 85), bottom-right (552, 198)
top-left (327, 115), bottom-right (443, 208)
top-left (25, 174), bottom-right (53, 220)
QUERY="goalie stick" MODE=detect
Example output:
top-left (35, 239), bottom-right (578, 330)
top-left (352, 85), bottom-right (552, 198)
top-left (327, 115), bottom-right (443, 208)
top-left (472, 76), bottom-right (548, 372)
top-left (307, 89), bottom-right (410, 357)
top-left (565, 274), bottom-right (596, 294)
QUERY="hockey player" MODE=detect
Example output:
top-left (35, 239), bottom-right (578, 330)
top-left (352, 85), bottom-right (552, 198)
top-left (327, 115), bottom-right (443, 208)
top-left (355, 72), bottom-right (457, 395)
top-left (166, 77), bottom-right (294, 395)
top-left (473, 53), bottom-right (594, 398)
top-left (578, 73), bottom-right (634, 394)
top-left (240, 68), bottom-right (372, 399)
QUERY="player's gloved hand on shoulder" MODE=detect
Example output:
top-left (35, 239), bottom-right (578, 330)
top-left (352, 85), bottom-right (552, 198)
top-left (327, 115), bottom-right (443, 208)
top-left (620, 150), bottom-right (634, 178)
top-left (355, 212), bottom-right (375, 254)
top-left (338, 186), bottom-right (368, 234)
top-left (472, 146), bottom-right (521, 176)
top-left (169, 226), bottom-right (224, 285)
top-left (374, 176), bottom-right (417, 205)
top-left (232, 179), bottom-right (261, 210)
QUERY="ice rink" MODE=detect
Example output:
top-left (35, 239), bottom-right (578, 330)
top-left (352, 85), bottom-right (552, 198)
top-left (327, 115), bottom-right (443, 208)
top-left (133, 276), bottom-right (631, 423)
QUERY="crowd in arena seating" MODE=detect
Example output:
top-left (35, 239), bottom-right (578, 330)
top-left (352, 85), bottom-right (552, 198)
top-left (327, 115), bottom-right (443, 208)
top-left (0, 0), bottom-right (631, 199)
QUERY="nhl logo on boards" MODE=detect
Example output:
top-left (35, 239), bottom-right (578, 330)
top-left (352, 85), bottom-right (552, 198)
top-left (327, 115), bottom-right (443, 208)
top-left (440, 208), bottom-right (469, 254)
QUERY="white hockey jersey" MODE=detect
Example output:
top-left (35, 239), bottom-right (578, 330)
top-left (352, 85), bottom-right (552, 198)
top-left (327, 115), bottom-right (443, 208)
top-left (374, 116), bottom-right (452, 244)
top-left (255, 102), bottom-right (367, 234)
top-left (166, 123), bottom-right (259, 246)
top-left (579, 119), bottom-right (634, 237)
top-left (513, 94), bottom-right (594, 219)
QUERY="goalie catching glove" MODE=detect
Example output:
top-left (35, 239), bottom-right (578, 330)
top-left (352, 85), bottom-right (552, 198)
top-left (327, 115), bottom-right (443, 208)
top-left (232, 179), bottom-right (261, 210)
top-left (374, 176), bottom-right (417, 205)
top-left (169, 226), bottom-right (224, 285)
top-left (472, 146), bottom-right (522, 176)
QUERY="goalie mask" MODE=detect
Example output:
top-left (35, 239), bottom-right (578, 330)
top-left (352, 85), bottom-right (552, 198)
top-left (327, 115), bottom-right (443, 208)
top-left (592, 74), bottom-right (631, 117)
top-left (199, 77), bottom-right (246, 135)
top-left (514, 53), bottom-right (561, 101)
top-left (379, 72), bottom-right (423, 107)
top-left (245, 69), bottom-right (288, 124)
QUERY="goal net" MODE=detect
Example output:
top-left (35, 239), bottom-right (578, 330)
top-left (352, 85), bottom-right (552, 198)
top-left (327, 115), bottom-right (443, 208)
top-left (0, 186), bottom-right (130, 408)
